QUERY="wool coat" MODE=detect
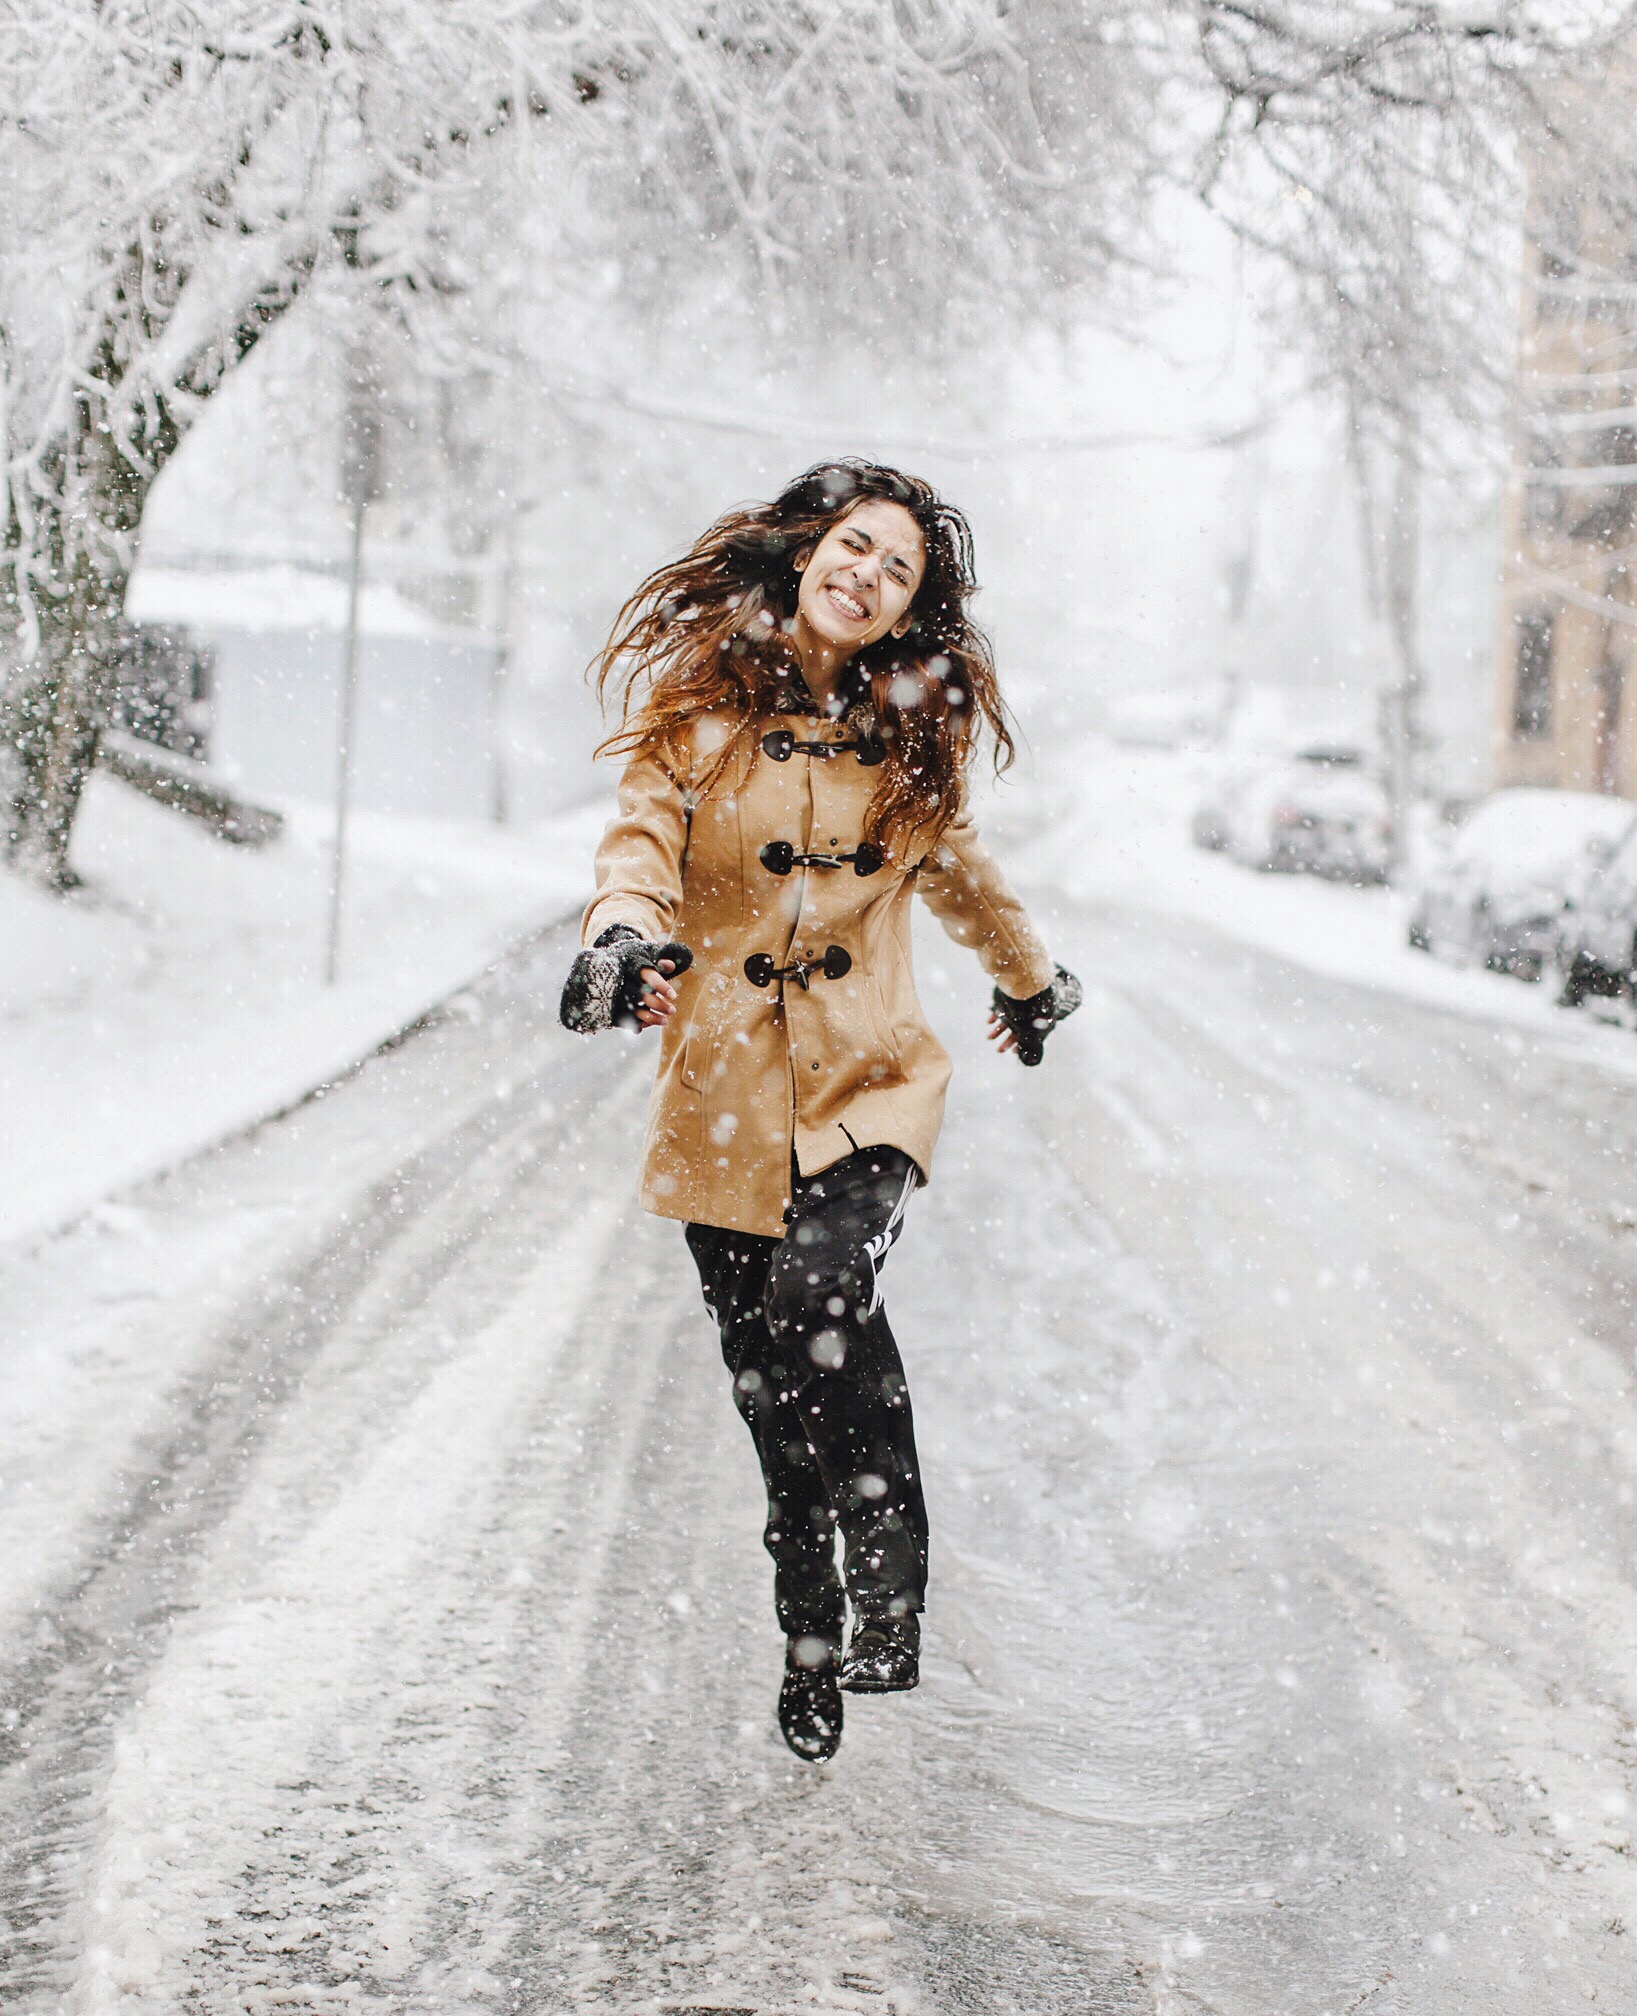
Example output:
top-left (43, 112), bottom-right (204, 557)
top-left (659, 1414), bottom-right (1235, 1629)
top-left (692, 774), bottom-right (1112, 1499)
top-left (581, 691), bottom-right (1056, 1238)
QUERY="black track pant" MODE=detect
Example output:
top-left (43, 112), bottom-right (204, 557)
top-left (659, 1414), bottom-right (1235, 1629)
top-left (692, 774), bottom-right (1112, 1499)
top-left (685, 1147), bottom-right (929, 1644)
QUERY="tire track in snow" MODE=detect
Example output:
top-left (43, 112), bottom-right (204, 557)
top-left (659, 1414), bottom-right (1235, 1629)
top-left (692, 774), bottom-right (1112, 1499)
top-left (987, 897), bottom-right (1637, 2014)
top-left (0, 906), bottom-right (1154, 2014)
top-left (67, 1171), bottom-right (650, 2014)
top-left (0, 944), bottom-right (643, 2011)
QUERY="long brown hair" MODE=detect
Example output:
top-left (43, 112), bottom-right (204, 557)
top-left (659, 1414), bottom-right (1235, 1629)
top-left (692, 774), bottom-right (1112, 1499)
top-left (592, 460), bottom-right (1015, 854)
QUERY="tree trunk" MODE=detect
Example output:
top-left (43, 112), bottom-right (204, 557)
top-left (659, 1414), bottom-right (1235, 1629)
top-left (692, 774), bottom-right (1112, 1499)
top-left (1346, 396), bottom-right (1426, 881)
top-left (4, 557), bottom-right (131, 889)
top-left (2, 316), bottom-right (166, 888)
top-left (1380, 415), bottom-right (1428, 877)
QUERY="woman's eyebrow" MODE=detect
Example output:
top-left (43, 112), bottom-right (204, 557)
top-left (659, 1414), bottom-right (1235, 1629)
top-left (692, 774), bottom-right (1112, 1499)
top-left (847, 526), bottom-right (914, 568)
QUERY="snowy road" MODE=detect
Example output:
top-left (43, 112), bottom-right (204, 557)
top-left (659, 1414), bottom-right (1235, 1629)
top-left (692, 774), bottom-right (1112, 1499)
top-left (3, 889), bottom-right (1636, 2014)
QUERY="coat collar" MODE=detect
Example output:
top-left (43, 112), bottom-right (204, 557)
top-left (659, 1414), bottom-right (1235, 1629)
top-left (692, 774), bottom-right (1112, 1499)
top-left (774, 664), bottom-right (875, 730)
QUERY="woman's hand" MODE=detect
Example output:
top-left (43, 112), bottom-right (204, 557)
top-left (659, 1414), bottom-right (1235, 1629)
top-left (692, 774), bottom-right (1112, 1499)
top-left (986, 1006), bottom-right (1019, 1056)
top-left (989, 966), bottom-right (1084, 1066)
top-left (560, 928), bottom-right (694, 1035)
top-left (635, 958), bottom-right (681, 1030)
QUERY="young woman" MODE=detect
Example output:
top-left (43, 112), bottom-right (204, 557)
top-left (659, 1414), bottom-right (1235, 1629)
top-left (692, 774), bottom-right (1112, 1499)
top-left (560, 460), bottom-right (1080, 1764)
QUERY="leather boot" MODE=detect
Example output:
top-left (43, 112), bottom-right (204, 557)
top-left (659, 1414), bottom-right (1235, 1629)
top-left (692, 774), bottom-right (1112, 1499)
top-left (779, 1633), bottom-right (844, 1761)
top-left (839, 1611), bottom-right (920, 1693)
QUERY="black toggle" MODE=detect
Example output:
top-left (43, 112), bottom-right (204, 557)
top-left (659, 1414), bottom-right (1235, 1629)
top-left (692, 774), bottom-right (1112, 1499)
top-left (743, 945), bottom-right (854, 990)
top-left (759, 839), bottom-right (884, 878)
top-left (761, 729), bottom-right (888, 766)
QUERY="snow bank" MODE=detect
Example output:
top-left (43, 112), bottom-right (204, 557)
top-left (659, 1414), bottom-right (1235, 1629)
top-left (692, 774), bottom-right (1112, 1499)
top-left (0, 775), bottom-right (608, 1248)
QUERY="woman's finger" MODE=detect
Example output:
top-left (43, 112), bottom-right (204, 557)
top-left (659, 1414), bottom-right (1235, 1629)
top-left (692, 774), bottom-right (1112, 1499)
top-left (636, 966), bottom-right (676, 1032)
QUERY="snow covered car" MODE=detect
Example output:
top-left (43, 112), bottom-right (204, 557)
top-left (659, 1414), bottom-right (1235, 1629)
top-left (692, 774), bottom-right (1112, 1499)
top-left (1195, 748), bottom-right (1391, 881)
top-left (1554, 809), bottom-right (1637, 1006)
top-left (1407, 788), bottom-right (1636, 981)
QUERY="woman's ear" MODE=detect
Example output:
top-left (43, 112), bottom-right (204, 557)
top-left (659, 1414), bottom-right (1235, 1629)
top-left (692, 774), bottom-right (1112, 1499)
top-left (793, 544), bottom-right (813, 573)
top-left (890, 616), bottom-right (912, 638)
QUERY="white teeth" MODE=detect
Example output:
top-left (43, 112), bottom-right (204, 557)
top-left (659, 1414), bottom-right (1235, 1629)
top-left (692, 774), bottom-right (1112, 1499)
top-left (827, 587), bottom-right (866, 619)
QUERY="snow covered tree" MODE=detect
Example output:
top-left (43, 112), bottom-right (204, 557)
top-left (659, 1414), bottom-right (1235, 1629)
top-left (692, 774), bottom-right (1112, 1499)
top-left (7, 1), bottom-right (1631, 887)
top-left (0, 5), bottom-right (575, 882)
top-left (1174, 1), bottom-right (1637, 832)
top-left (0, 1), bottom-right (1139, 887)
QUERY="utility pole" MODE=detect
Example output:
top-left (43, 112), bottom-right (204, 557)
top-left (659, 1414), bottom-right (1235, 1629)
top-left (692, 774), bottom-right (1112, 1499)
top-left (1381, 409), bottom-right (1427, 872)
top-left (491, 510), bottom-right (517, 827)
top-left (326, 365), bottom-right (382, 985)
top-left (1346, 389), bottom-right (1425, 882)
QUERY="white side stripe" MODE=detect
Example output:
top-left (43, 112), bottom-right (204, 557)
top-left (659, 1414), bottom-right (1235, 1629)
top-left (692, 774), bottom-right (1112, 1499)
top-left (862, 1162), bottom-right (917, 1316)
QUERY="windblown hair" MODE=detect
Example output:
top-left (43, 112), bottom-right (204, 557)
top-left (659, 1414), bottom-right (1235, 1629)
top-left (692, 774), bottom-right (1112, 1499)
top-left (592, 459), bottom-right (1015, 854)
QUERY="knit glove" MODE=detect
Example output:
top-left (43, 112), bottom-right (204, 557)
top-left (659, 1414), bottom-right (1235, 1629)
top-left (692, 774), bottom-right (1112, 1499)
top-left (560, 924), bottom-right (694, 1034)
top-left (991, 965), bottom-right (1083, 1066)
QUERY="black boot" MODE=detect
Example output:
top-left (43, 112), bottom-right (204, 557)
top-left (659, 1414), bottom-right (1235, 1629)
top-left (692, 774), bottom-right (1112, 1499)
top-left (779, 1634), bottom-right (844, 1762)
top-left (839, 1611), bottom-right (920, 1694)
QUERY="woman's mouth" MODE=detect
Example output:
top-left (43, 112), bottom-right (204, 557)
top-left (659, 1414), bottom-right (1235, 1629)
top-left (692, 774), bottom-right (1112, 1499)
top-left (825, 585), bottom-right (868, 622)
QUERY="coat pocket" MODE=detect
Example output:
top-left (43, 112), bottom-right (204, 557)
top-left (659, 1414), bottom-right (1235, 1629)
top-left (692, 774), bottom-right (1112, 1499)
top-left (678, 975), bottom-right (728, 1090)
top-left (861, 975), bottom-right (905, 1081)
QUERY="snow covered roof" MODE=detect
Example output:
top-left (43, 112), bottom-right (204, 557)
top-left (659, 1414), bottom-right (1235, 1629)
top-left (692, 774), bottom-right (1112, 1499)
top-left (1457, 787), bottom-right (1635, 876)
top-left (125, 564), bottom-right (490, 645)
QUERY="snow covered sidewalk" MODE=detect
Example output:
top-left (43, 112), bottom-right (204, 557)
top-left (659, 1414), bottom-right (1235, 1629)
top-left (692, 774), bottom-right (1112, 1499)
top-left (0, 775), bottom-right (608, 1249)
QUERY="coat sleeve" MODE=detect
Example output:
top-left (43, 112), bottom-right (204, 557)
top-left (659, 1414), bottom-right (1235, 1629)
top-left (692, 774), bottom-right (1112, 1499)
top-left (580, 745), bottom-right (690, 949)
top-left (913, 795), bottom-right (1057, 1000)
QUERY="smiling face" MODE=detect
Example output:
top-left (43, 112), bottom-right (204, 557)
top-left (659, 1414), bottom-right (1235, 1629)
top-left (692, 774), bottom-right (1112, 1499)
top-left (792, 497), bottom-right (928, 662)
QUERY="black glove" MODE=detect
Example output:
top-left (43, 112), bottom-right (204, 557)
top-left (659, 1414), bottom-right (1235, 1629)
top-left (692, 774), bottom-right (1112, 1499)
top-left (560, 924), bottom-right (694, 1034)
top-left (991, 964), bottom-right (1083, 1066)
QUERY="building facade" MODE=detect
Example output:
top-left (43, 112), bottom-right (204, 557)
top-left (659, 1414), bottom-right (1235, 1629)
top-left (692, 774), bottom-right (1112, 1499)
top-left (1495, 186), bottom-right (1637, 797)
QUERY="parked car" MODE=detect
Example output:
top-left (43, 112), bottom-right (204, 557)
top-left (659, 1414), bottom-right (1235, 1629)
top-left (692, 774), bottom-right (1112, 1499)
top-left (1554, 810), bottom-right (1637, 1006)
top-left (1192, 746), bottom-right (1391, 882)
top-left (1407, 788), bottom-right (1635, 981)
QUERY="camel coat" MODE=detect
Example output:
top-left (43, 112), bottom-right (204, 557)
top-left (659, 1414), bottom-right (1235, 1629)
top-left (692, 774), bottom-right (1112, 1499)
top-left (580, 698), bottom-right (1056, 1238)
